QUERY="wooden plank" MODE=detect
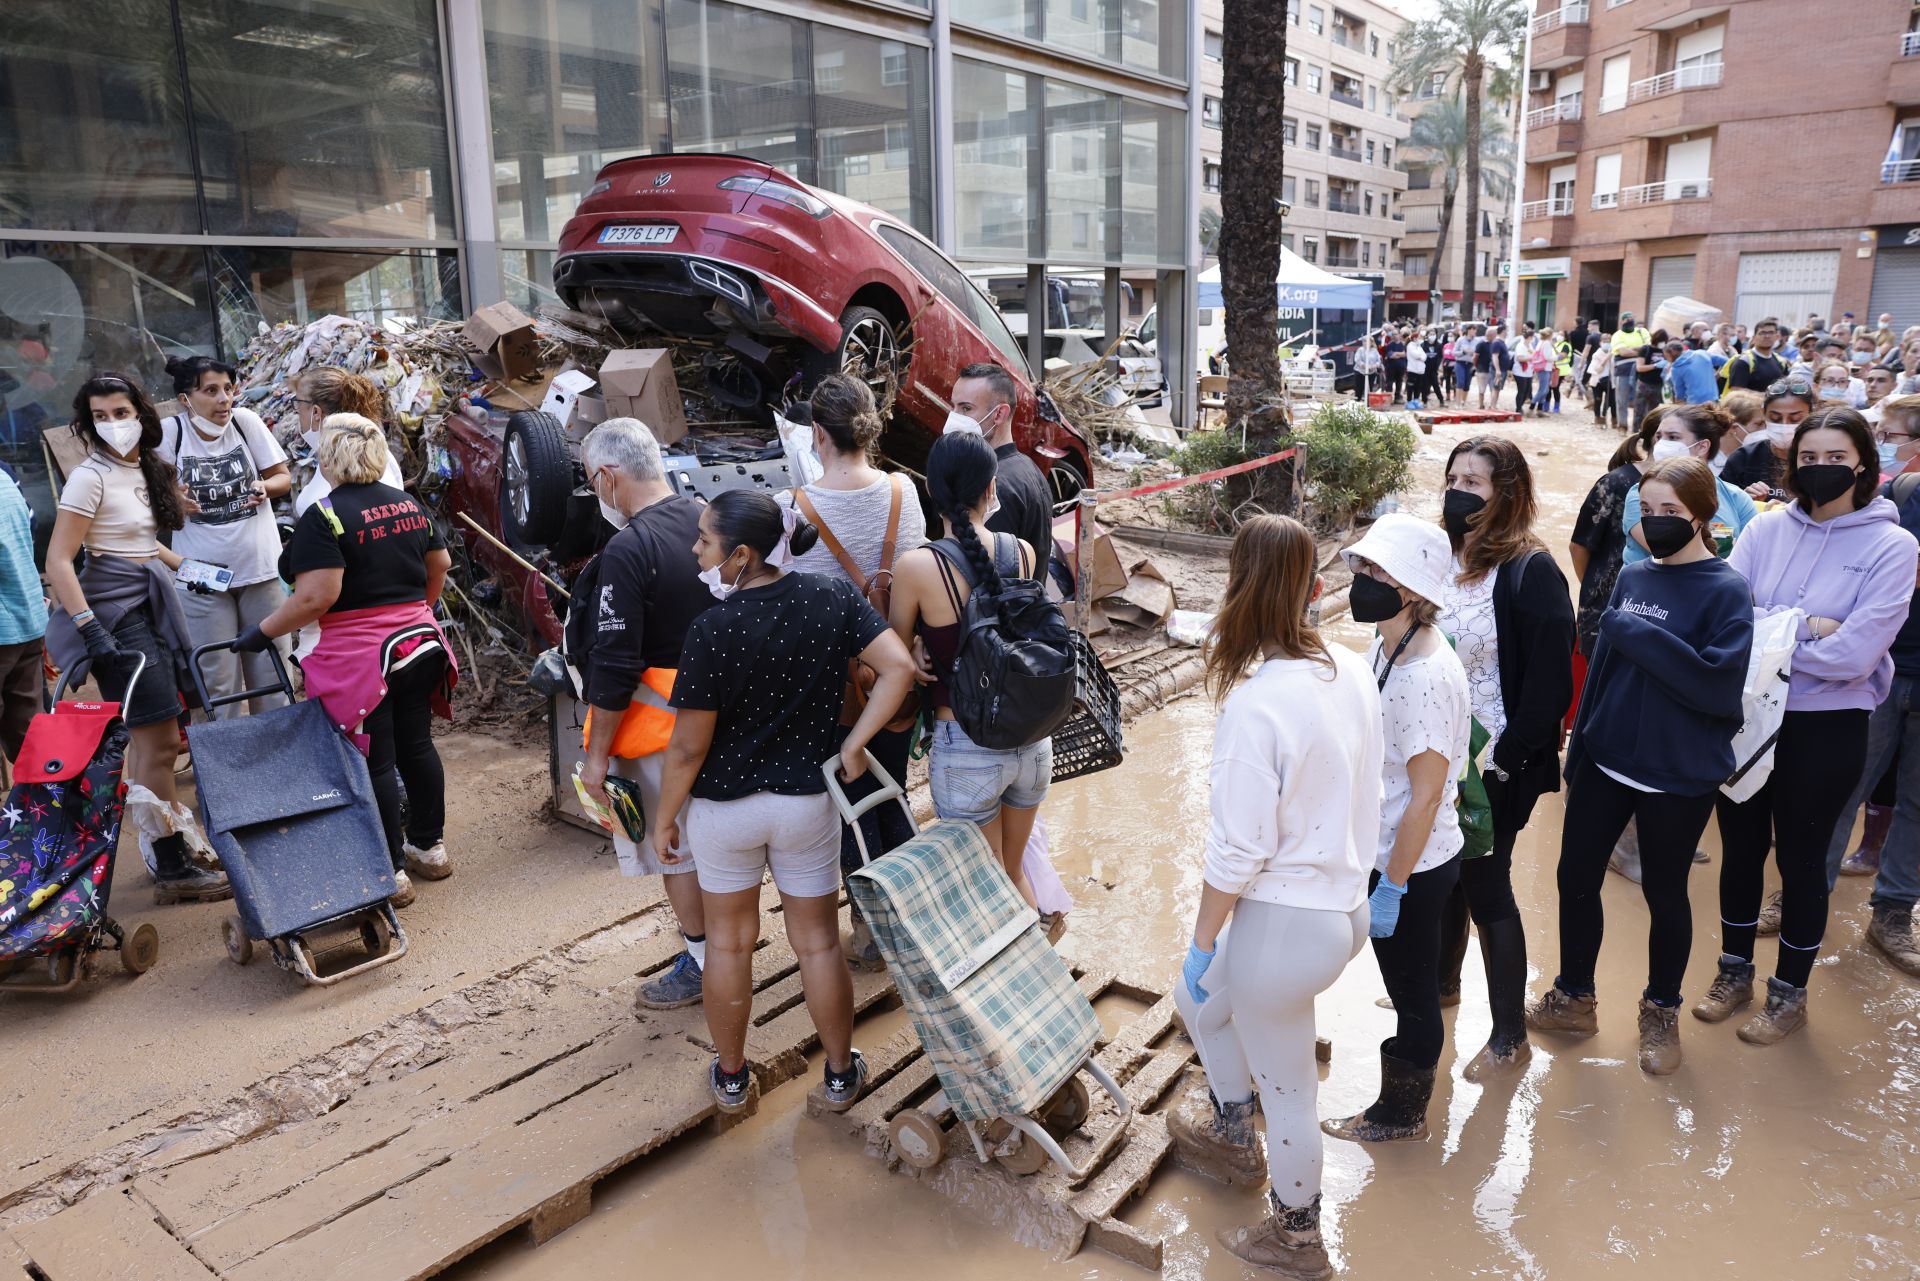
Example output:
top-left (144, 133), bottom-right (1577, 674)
top-left (740, 966), bottom-right (895, 1086)
top-left (12, 1190), bottom-right (213, 1281)
top-left (1, 1230), bottom-right (35, 1281)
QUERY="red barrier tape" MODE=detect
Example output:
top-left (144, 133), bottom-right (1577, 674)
top-left (1096, 446), bottom-right (1300, 505)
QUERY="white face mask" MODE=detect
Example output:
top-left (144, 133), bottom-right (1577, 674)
top-left (301, 429), bottom-right (322, 454)
top-left (698, 553), bottom-right (747, 601)
top-left (598, 497), bottom-right (629, 530)
top-left (1767, 418), bottom-right (1799, 448)
top-left (96, 422), bottom-right (143, 456)
top-left (943, 410), bottom-right (984, 436)
top-left (1650, 438), bottom-right (1690, 463)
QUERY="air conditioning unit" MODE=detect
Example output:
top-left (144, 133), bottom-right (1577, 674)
top-left (1528, 70), bottom-right (1553, 92)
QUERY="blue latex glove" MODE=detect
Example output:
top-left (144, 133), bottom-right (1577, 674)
top-left (1183, 940), bottom-right (1216, 1004)
top-left (1368, 878), bottom-right (1408, 939)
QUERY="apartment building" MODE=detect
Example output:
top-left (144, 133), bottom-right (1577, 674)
top-left (1392, 79), bottom-right (1513, 323)
top-left (1199, 0), bottom-right (1409, 294)
top-left (1517, 0), bottom-right (1920, 333)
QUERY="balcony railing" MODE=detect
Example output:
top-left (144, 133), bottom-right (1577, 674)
top-left (1605, 0), bottom-right (1632, 8)
top-left (1391, 210), bottom-right (1405, 220)
top-left (1619, 177), bottom-right (1712, 204)
top-left (1629, 60), bottom-right (1723, 103)
top-left (1332, 29), bottom-right (1361, 49)
top-left (1328, 196), bottom-right (1364, 213)
top-left (1529, 2), bottom-right (1589, 35)
top-left (1525, 98), bottom-right (1582, 128)
top-left (1905, 30), bottom-right (1920, 56)
top-left (1331, 88), bottom-right (1364, 107)
top-left (1592, 190), bottom-right (1619, 209)
top-left (1329, 144), bottom-right (1363, 161)
top-left (1520, 196), bottom-right (1574, 219)
top-left (1324, 255), bottom-right (1362, 268)
top-left (1884, 158), bottom-right (1920, 183)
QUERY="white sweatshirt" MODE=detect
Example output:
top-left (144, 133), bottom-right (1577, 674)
top-left (1203, 647), bottom-right (1385, 912)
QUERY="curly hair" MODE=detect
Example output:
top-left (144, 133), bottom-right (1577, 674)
top-left (70, 372), bottom-right (184, 532)
top-left (294, 366), bottom-right (386, 421)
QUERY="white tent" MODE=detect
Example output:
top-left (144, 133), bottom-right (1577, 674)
top-left (1195, 247), bottom-right (1376, 311)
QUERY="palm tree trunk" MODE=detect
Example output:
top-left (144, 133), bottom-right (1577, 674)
top-left (1427, 175), bottom-right (1457, 323)
top-left (1462, 52), bottom-right (1486, 323)
top-left (1218, 0), bottom-right (1288, 433)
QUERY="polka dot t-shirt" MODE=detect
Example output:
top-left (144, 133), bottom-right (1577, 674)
top-left (671, 571), bottom-right (889, 801)
top-left (1368, 636), bottom-right (1471, 876)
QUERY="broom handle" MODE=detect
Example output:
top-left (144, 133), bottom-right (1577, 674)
top-left (453, 511), bottom-right (572, 600)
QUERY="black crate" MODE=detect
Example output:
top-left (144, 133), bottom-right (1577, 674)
top-left (1050, 630), bottom-right (1125, 783)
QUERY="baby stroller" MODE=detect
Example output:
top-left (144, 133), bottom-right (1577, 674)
top-left (187, 641), bottom-right (407, 987)
top-left (0, 654), bottom-right (159, 993)
top-left (827, 752), bottom-right (1132, 1184)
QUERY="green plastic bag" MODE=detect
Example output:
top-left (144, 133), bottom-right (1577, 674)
top-left (1458, 714), bottom-right (1495, 861)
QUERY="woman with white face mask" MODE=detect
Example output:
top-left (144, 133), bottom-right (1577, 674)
top-left (290, 367), bottom-right (403, 516)
top-left (1620, 401), bottom-right (1759, 566)
top-left (1719, 379), bottom-right (1817, 501)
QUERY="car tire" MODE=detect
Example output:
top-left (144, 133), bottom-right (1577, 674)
top-left (501, 411), bottom-right (573, 549)
top-left (1047, 459), bottom-right (1088, 508)
top-left (833, 305), bottom-right (906, 407)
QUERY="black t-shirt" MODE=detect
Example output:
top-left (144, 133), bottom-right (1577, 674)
top-left (988, 443), bottom-right (1054, 575)
top-left (1725, 348), bottom-right (1788, 393)
top-left (1636, 344), bottom-right (1663, 388)
top-left (582, 495), bottom-right (710, 709)
top-left (1719, 437), bottom-right (1785, 495)
top-left (284, 482), bottom-right (445, 612)
top-left (1383, 339), bottom-right (1405, 365)
top-left (671, 572), bottom-right (889, 800)
top-left (1581, 329), bottom-right (1604, 358)
top-left (1569, 464), bottom-right (1641, 654)
top-left (1474, 341), bottom-right (1495, 372)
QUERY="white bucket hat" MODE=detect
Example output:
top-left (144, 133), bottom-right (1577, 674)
top-left (1341, 512), bottom-right (1453, 607)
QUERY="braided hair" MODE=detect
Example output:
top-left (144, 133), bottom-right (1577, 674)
top-left (926, 431), bottom-right (1001, 594)
top-left (70, 373), bottom-right (185, 532)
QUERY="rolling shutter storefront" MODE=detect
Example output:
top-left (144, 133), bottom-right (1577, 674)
top-left (1734, 250), bottom-right (1839, 330)
top-left (1870, 241), bottom-right (1920, 331)
top-left (1647, 254), bottom-right (1697, 314)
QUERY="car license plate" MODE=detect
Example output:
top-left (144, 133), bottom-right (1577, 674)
top-left (598, 224), bottom-right (678, 246)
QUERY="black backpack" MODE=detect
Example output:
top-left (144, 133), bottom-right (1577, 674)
top-left (931, 533), bottom-right (1077, 751)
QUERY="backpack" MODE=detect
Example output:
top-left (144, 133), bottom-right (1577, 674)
top-left (791, 478), bottom-right (920, 733)
top-left (931, 533), bottom-right (1077, 751)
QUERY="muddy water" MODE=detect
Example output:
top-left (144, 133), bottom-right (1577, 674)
top-left (456, 416), bottom-right (1920, 1279)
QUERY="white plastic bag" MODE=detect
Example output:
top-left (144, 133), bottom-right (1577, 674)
top-left (775, 407), bottom-right (822, 487)
top-left (1721, 608), bottom-right (1803, 804)
top-left (124, 783), bottom-right (220, 876)
top-left (1021, 817), bottom-right (1074, 917)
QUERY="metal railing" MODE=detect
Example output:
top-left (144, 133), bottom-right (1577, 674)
top-left (1904, 31), bottom-right (1920, 56)
top-left (1606, 0), bottom-right (1633, 8)
top-left (1330, 88), bottom-right (1364, 107)
top-left (1324, 255), bottom-right (1362, 268)
top-left (1529, 2), bottom-right (1589, 35)
top-left (1619, 177), bottom-right (1712, 204)
top-left (1628, 60), bottom-right (1723, 103)
top-left (1525, 98), bottom-right (1582, 128)
top-left (1327, 196), bottom-right (1364, 213)
top-left (1391, 210), bottom-right (1406, 220)
top-left (1329, 144), bottom-right (1363, 160)
top-left (1520, 196), bottom-right (1574, 218)
top-left (1591, 190), bottom-right (1619, 209)
top-left (1883, 158), bottom-right (1920, 183)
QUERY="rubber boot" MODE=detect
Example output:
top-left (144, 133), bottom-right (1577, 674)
top-left (1691, 955), bottom-right (1755, 1023)
top-left (1736, 976), bottom-right (1809, 1046)
top-left (1321, 1046), bottom-right (1435, 1143)
top-left (1525, 985), bottom-right (1599, 1036)
top-left (1167, 1087), bottom-right (1266, 1188)
top-left (1841, 804), bottom-right (1892, 877)
top-left (1219, 1190), bottom-right (1332, 1279)
top-left (1637, 998), bottom-right (1682, 1075)
top-left (1463, 917), bottom-right (1532, 1082)
top-left (151, 833), bottom-right (231, 905)
top-left (1867, 901), bottom-right (1920, 978)
top-left (1437, 885), bottom-right (1470, 1006)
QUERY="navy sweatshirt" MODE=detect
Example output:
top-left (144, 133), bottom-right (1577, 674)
top-left (1565, 555), bottom-right (1754, 797)
top-left (1886, 476), bottom-right (1920, 681)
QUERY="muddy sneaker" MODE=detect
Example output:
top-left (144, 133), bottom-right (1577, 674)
top-left (1167, 1087), bottom-right (1266, 1187)
top-left (820, 1049), bottom-right (869, 1112)
top-left (1040, 911), bottom-right (1068, 945)
top-left (635, 952), bottom-right (704, 1012)
top-left (710, 1058), bottom-right (754, 1114)
top-left (1691, 957), bottom-right (1755, 1023)
top-left (1525, 986), bottom-right (1599, 1036)
top-left (402, 840), bottom-right (452, 881)
top-left (1373, 991), bottom-right (1461, 1011)
top-left (1866, 902), bottom-right (1920, 978)
top-left (1755, 890), bottom-right (1785, 937)
top-left (1637, 999), bottom-right (1682, 1075)
top-left (1736, 977), bottom-right (1808, 1046)
top-left (151, 835), bottom-right (232, 905)
top-left (1219, 1191), bottom-right (1332, 1279)
top-left (1461, 1036), bottom-right (1532, 1084)
top-left (388, 869), bottom-right (416, 909)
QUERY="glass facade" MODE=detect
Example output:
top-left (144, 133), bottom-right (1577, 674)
top-left (951, 0), bottom-right (1186, 81)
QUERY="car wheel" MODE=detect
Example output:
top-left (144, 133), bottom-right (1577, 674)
top-left (1047, 459), bottom-right (1088, 508)
top-left (835, 305), bottom-right (905, 409)
top-left (501, 411), bottom-right (574, 549)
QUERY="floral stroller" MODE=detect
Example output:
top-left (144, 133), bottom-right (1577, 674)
top-left (0, 655), bottom-right (158, 993)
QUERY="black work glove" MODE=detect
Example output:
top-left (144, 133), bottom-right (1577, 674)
top-left (79, 618), bottom-right (121, 662)
top-left (231, 624), bottom-right (272, 654)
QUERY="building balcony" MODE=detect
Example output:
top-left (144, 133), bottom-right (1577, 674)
top-left (1906, 31), bottom-right (1920, 56)
top-left (1328, 196), bottom-right (1363, 213)
top-left (1530, 7), bottom-right (1589, 70)
top-left (1520, 196), bottom-right (1574, 220)
top-left (1629, 60), bottom-right (1722, 103)
top-left (1599, 61), bottom-right (1722, 132)
top-left (1892, 36), bottom-right (1920, 104)
top-left (1328, 144), bottom-right (1363, 162)
top-left (1529, 1), bottom-right (1588, 36)
top-left (1330, 87), bottom-right (1364, 108)
top-left (1526, 99), bottom-right (1582, 160)
top-left (1324, 255), bottom-right (1363, 269)
top-left (1620, 177), bottom-right (1711, 205)
top-left (1524, 100), bottom-right (1580, 130)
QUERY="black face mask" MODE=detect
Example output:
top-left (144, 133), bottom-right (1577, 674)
top-left (1640, 515), bottom-right (1698, 560)
top-left (1349, 573), bottom-right (1406, 624)
top-left (1443, 489), bottom-right (1487, 541)
top-left (1797, 463), bottom-right (1860, 506)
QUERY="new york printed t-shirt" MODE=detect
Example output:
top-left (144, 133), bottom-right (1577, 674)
top-left (158, 408), bottom-right (287, 586)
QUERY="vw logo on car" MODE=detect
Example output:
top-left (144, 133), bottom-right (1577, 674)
top-left (653, 172), bottom-right (672, 187)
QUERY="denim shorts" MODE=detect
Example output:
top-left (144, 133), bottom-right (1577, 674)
top-left (928, 718), bottom-right (1051, 825)
top-left (104, 608), bottom-right (183, 729)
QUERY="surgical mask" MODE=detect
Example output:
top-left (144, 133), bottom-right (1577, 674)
top-left (1442, 489), bottom-right (1486, 541)
top-left (1879, 441), bottom-right (1906, 473)
top-left (95, 422), bottom-right (143, 455)
top-left (943, 410), bottom-right (984, 436)
top-left (1640, 515), bottom-right (1698, 560)
top-left (1818, 385), bottom-right (1851, 401)
top-left (1766, 418), bottom-right (1799, 448)
top-left (301, 430), bottom-right (322, 454)
top-left (699, 554), bottom-right (748, 601)
top-left (1797, 463), bottom-right (1860, 506)
top-left (1348, 573), bottom-right (1406, 624)
top-left (1650, 438), bottom-right (1691, 463)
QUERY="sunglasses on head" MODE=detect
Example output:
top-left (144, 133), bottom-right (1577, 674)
top-left (1767, 377), bottom-right (1814, 397)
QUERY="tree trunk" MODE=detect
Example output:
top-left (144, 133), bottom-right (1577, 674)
top-left (1218, 0), bottom-right (1288, 432)
top-left (1461, 52), bottom-right (1485, 323)
top-left (1426, 175), bottom-right (1458, 323)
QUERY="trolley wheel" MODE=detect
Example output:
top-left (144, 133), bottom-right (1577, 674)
top-left (121, 924), bottom-right (159, 975)
top-left (987, 1121), bottom-right (1051, 1177)
top-left (889, 1109), bottom-right (947, 1170)
top-left (1041, 1077), bottom-right (1091, 1134)
top-left (46, 949), bottom-right (77, 986)
top-left (359, 916), bottom-right (389, 957)
top-left (294, 939), bottom-right (319, 979)
top-left (222, 916), bottom-right (254, 966)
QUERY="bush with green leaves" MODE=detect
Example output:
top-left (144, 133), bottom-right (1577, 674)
top-left (1290, 402), bottom-right (1416, 529)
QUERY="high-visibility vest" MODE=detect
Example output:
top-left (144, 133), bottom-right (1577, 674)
top-left (1611, 327), bottom-right (1650, 354)
top-left (582, 666), bottom-right (677, 758)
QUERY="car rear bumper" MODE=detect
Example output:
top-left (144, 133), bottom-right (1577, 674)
top-left (554, 252), bottom-right (840, 353)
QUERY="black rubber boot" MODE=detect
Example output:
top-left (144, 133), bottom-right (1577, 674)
top-left (1463, 916), bottom-right (1532, 1082)
top-left (1437, 883), bottom-right (1470, 1003)
top-left (151, 833), bottom-right (232, 905)
top-left (1321, 1044), bottom-right (1435, 1143)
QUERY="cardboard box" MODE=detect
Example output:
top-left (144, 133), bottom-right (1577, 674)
top-left (1049, 512), bottom-right (1129, 605)
top-left (463, 302), bottom-right (541, 382)
top-left (598, 348), bottom-right (688, 445)
top-left (540, 369), bottom-right (597, 423)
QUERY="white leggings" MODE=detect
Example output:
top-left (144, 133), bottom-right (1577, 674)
top-left (1174, 898), bottom-right (1367, 1202)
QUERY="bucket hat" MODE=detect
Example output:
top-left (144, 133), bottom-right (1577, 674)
top-left (1341, 512), bottom-right (1453, 607)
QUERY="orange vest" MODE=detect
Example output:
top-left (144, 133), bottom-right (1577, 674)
top-left (582, 667), bottom-right (677, 758)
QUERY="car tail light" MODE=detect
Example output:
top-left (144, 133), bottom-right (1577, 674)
top-left (717, 175), bottom-right (831, 219)
top-left (585, 180), bottom-right (612, 198)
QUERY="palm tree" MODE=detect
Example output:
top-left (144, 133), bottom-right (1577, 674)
top-left (1393, 0), bottom-right (1529, 324)
top-left (1403, 94), bottom-right (1514, 323)
top-left (1216, 0), bottom-right (1290, 430)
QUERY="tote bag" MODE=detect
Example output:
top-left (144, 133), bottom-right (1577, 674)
top-left (1721, 608), bottom-right (1804, 804)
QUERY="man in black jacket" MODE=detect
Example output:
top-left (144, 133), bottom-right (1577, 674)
top-left (950, 362), bottom-right (1054, 576)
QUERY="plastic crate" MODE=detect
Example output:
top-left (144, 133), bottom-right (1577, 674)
top-left (1050, 630), bottom-right (1125, 783)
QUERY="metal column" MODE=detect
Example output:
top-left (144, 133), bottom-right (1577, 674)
top-left (444, 0), bottom-right (504, 310)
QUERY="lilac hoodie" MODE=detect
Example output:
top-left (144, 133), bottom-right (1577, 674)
top-left (1727, 497), bottom-right (1919, 711)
